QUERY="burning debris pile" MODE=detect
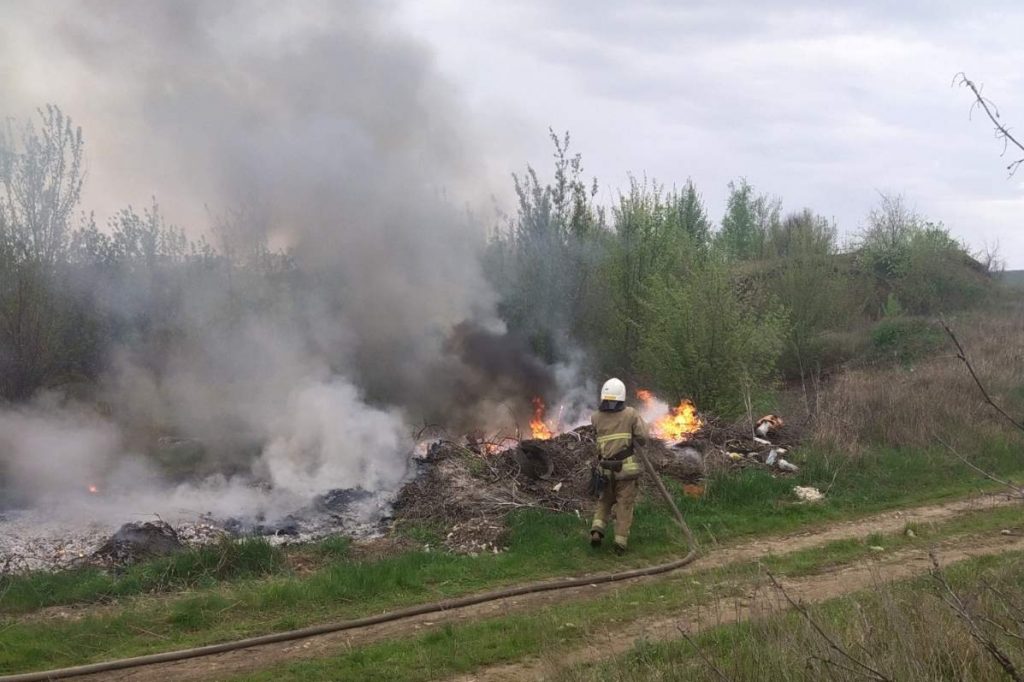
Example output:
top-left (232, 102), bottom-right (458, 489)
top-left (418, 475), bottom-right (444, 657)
top-left (0, 391), bottom-right (803, 572)
top-left (394, 396), bottom-right (802, 554)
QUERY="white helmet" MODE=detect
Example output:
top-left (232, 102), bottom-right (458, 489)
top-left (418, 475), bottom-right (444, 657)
top-left (600, 377), bottom-right (626, 402)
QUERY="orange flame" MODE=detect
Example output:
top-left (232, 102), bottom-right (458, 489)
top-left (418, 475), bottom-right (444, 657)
top-left (530, 396), bottom-right (553, 440)
top-left (637, 389), bottom-right (703, 441)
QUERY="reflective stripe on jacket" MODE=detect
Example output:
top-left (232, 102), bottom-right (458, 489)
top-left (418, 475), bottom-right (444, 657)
top-left (592, 406), bottom-right (647, 480)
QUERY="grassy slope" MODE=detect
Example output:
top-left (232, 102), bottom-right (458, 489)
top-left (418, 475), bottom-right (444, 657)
top-left (1, 439), bottom-right (1022, 674)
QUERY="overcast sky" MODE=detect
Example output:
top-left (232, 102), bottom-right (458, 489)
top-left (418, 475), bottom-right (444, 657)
top-left (397, 0), bottom-right (1024, 266)
top-left (2, 1), bottom-right (1022, 265)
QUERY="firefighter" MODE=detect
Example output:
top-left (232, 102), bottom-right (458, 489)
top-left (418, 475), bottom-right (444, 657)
top-left (590, 377), bottom-right (648, 555)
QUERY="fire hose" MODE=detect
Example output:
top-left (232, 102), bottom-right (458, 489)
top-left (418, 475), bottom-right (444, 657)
top-left (1, 450), bottom-right (698, 682)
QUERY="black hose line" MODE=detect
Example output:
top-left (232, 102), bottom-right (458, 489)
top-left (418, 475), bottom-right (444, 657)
top-left (1, 450), bottom-right (699, 682)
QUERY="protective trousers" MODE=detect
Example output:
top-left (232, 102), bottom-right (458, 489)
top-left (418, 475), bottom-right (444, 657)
top-left (590, 476), bottom-right (638, 548)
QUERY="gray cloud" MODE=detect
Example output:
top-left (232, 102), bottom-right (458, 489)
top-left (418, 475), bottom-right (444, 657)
top-left (399, 0), bottom-right (1024, 263)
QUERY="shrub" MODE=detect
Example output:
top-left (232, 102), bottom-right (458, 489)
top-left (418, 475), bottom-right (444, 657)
top-left (635, 258), bottom-right (787, 417)
top-left (869, 317), bottom-right (944, 365)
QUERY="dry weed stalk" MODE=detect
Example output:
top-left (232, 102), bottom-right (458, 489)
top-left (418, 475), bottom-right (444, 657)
top-left (929, 551), bottom-right (1024, 682)
top-left (766, 571), bottom-right (893, 682)
top-left (941, 319), bottom-right (1024, 435)
top-left (676, 625), bottom-right (734, 682)
top-left (955, 73), bottom-right (1024, 176)
top-left (813, 308), bottom-right (1024, 451)
top-left (935, 436), bottom-right (1024, 498)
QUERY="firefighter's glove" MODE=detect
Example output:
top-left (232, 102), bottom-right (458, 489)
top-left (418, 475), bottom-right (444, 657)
top-left (588, 465), bottom-right (608, 498)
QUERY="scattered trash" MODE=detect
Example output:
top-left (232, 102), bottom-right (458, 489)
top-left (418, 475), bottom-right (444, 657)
top-left (776, 458), bottom-right (799, 473)
top-left (793, 486), bottom-right (824, 503)
top-left (755, 415), bottom-right (784, 438)
top-left (673, 446), bottom-right (703, 472)
top-left (728, 452), bottom-right (744, 461)
top-left (682, 484), bottom-right (704, 499)
top-left (869, 545), bottom-right (885, 552)
top-left (1001, 529), bottom-right (1015, 536)
top-left (905, 528), bottom-right (916, 538)
top-left (552, 481), bottom-right (563, 492)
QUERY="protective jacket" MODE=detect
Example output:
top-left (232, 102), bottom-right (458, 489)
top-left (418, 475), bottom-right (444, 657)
top-left (592, 406), bottom-right (647, 480)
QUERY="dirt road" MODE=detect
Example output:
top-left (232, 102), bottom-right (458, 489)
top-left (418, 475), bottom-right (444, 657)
top-left (66, 492), bottom-right (1018, 682)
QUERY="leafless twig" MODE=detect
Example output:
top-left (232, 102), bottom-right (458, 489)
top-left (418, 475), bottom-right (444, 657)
top-left (983, 579), bottom-right (1024, 622)
top-left (941, 320), bottom-right (1024, 434)
top-left (677, 625), bottom-right (734, 681)
top-left (955, 72), bottom-right (1024, 176)
top-left (766, 571), bottom-right (893, 682)
top-left (929, 551), bottom-right (1023, 681)
top-left (809, 654), bottom-right (881, 680)
top-left (934, 436), bottom-right (1024, 498)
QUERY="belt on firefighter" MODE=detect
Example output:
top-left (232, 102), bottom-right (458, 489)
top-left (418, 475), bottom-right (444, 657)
top-left (598, 445), bottom-right (635, 472)
top-left (601, 447), bottom-right (634, 462)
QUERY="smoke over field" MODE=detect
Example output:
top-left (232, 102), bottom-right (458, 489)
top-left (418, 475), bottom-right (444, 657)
top-left (0, 0), bottom-right (561, 528)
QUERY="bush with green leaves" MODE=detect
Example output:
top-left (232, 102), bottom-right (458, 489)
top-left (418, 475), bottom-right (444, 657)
top-left (870, 317), bottom-right (944, 365)
top-left (857, 194), bottom-right (990, 315)
top-left (635, 258), bottom-right (787, 417)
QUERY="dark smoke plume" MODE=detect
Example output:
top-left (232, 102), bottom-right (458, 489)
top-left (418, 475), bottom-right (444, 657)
top-left (0, 0), bottom-right (566, 519)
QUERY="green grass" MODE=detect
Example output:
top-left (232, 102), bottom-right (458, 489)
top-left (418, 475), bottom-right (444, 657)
top-left (230, 505), bottom-right (1024, 681)
top-left (4, 498), bottom-right (1021, 678)
top-left (7, 437), bottom-right (1018, 618)
top-left (0, 538), bottom-right (284, 614)
top-left (560, 549), bottom-right (1024, 681)
top-left (1, 438), bottom-right (1021, 675)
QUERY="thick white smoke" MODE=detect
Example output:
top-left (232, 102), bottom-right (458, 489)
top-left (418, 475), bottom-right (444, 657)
top-left (0, 0), bottom-right (523, 525)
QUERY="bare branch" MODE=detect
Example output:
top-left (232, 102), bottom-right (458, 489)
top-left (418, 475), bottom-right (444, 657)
top-left (929, 552), bottom-right (1024, 681)
top-left (982, 579), bottom-right (1024, 622)
top-left (941, 320), bottom-right (1024, 434)
top-left (810, 654), bottom-right (882, 680)
top-left (766, 571), bottom-right (893, 682)
top-left (955, 72), bottom-right (1024, 176)
top-left (677, 624), bottom-right (734, 681)
top-left (934, 436), bottom-right (1024, 498)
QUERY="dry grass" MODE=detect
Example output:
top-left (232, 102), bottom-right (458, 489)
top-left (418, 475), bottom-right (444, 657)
top-left (561, 552), bottom-right (1024, 682)
top-left (811, 302), bottom-right (1024, 453)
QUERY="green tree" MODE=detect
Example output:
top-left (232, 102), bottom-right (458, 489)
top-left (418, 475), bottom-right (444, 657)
top-left (717, 179), bottom-right (781, 260)
top-left (0, 106), bottom-right (87, 398)
top-left (488, 130), bottom-right (604, 362)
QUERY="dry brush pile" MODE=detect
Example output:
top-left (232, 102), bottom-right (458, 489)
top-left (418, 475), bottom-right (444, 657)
top-left (393, 415), bottom-right (802, 554)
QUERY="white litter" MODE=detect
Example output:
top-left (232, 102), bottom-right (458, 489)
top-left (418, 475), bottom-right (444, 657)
top-left (793, 486), bottom-right (824, 502)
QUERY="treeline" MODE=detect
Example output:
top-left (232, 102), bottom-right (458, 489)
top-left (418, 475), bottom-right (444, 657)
top-left (487, 132), bottom-right (993, 415)
top-left (0, 112), bottom-right (994, 415)
top-left (0, 107), bottom-right (295, 401)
